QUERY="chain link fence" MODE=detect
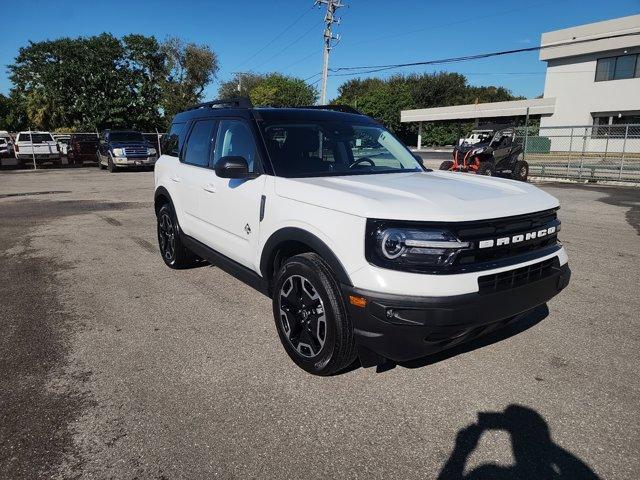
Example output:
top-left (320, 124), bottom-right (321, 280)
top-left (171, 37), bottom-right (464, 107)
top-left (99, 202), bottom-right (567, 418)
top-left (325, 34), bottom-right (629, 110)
top-left (515, 123), bottom-right (640, 183)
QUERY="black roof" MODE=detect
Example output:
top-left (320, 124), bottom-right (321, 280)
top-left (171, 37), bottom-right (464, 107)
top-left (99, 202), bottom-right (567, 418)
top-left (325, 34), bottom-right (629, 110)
top-left (171, 99), bottom-right (376, 125)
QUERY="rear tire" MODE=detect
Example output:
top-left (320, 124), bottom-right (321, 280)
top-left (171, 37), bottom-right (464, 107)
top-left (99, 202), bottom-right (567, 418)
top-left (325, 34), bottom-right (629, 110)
top-left (477, 162), bottom-right (496, 176)
top-left (272, 252), bottom-right (357, 376)
top-left (156, 203), bottom-right (198, 269)
top-left (512, 160), bottom-right (529, 182)
top-left (439, 160), bottom-right (454, 171)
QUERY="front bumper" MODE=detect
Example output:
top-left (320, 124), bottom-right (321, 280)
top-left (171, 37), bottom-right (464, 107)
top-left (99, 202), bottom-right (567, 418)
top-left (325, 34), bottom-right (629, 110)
top-left (343, 262), bottom-right (570, 366)
top-left (113, 156), bottom-right (157, 166)
top-left (16, 153), bottom-right (61, 160)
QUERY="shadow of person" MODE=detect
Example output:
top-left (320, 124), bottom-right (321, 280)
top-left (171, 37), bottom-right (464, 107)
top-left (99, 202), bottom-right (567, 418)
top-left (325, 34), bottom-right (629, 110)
top-left (437, 404), bottom-right (601, 480)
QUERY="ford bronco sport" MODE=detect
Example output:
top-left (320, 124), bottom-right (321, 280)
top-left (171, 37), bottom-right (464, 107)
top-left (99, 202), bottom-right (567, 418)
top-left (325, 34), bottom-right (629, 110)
top-left (154, 99), bottom-right (570, 376)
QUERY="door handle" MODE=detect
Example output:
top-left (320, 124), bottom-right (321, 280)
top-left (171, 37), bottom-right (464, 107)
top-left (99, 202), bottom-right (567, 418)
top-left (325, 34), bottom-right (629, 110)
top-left (170, 176), bottom-right (181, 183)
top-left (202, 184), bottom-right (216, 193)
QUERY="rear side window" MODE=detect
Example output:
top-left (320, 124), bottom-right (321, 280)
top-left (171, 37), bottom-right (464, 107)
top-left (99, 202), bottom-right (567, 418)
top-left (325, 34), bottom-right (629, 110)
top-left (162, 122), bottom-right (187, 157)
top-left (18, 133), bottom-right (54, 143)
top-left (182, 120), bottom-right (215, 167)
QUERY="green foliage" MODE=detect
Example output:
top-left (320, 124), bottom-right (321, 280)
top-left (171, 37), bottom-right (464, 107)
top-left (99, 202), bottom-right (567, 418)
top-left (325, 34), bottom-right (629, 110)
top-left (219, 73), bottom-right (317, 107)
top-left (334, 72), bottom-right (522, 146)
top-left (161, 37), bottom-right (218, 122)
top-left (6, 34), bottom-right (218, 132)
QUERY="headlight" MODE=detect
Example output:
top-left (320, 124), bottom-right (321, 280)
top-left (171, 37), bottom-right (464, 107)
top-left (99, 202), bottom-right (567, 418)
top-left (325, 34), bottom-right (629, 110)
top-left (112, 148), bottom-right (124, 157)
top-left (147, 147), bottom-right (156, 156)
top-left (471, 147), bottom-right (486, 155)
top-left (373, 227), bottom-right (470, 268)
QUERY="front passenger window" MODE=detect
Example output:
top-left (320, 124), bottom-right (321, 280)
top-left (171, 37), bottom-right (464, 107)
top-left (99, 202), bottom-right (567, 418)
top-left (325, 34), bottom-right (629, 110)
top-left (183, 120), bottom-right (215, 167)
top-left (212, 120), bottom-right (260, 173)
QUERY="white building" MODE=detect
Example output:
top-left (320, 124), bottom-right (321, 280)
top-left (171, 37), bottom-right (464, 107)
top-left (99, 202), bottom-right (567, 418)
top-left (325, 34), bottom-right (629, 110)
top-left (401, 14), bottom-right (640, 150)
top-left (540, 14), bottom-right (640, 128)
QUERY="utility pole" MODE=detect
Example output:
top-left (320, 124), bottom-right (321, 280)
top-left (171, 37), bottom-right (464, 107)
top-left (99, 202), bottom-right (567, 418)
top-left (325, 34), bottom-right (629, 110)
top-left (316, 0), bottom-right (343, 105)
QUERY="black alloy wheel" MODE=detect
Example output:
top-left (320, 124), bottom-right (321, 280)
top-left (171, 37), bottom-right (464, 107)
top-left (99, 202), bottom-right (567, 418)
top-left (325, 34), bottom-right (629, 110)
top-left (278, 274), bottom-right (327, 358)
top-left (272, 253), bottom-right (356, 375)
top-left (156, 203), bottom-right (198, 269)
top-left (157, 209), bottom-right (176, 264)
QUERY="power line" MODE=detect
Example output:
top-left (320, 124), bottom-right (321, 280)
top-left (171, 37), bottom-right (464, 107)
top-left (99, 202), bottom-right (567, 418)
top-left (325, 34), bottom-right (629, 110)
top-left (253, 19), bottom-right (323, 70)
top-left (328, 31), bottom-right (640, 77)
top-left (233, 4), bottom-right (315, 69)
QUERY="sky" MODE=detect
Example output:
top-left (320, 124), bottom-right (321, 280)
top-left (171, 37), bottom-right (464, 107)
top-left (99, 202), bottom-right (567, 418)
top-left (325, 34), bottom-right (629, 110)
top-left (1, 0), bottom-right (638, 102)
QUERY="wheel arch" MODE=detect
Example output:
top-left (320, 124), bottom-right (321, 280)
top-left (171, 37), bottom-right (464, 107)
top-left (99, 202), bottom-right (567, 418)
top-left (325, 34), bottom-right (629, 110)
top-left (154, 186), bottom-right (174, 217)
top-left (260, 227), bottom-right (353, 288)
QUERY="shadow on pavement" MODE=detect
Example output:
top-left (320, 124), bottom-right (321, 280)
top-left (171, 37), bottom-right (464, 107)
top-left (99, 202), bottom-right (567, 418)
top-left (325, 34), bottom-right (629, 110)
top-left (437, 404), bottom-right (601, 479)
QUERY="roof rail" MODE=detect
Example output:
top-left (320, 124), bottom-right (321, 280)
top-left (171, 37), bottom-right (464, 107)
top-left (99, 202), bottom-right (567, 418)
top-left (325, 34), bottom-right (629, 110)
top-left (186, 97), bottom-right (253, 111)
top-left (295, 104), bottom-right (362, 115)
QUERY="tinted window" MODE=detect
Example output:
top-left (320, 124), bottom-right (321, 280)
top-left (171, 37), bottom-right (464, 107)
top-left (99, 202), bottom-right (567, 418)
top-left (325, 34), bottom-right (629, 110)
top-left (163, 122), bottom-right (187, 157)
top-left (183, 120), bottom-right (215, 167)
top-left (595, 54), bottom-right (639, 81)
top-left (260, 121), bottom-right (421, 178)
top-left (212, 120), bottom-right (260, 173)
top-left (614, 54), bottom-right (637, 80)
top-left (18, 133), bottom-right (54, 143)
top-left (109, 131), bottom-right (144, 142)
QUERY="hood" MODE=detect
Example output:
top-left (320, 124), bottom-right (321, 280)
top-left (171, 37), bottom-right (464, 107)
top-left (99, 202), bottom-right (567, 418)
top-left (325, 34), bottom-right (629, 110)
top-left (108, 141), bottom-right (149, 148)
top-left (274, 171), bottom-right (559, 222)
top-left (455, 140), bottom-right (491, 153)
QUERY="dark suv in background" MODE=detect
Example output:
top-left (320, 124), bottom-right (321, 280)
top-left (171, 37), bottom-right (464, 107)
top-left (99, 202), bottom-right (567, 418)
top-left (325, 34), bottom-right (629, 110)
top-left (97, 130), bottom-right (157, 172)
top-left (67, 133), bottom-right (99, 166)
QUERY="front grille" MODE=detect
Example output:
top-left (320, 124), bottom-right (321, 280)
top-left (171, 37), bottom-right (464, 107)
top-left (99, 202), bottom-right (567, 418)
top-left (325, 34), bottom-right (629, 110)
top-left (124, 146), bottom-right (148, 157)
top-left (478, 257), bottom-right (560, 294)
top-left (454, 209), bottom-right (559, 266)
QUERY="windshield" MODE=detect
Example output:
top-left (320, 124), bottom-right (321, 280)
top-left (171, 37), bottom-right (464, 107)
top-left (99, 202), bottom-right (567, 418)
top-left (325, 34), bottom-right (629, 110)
top-left (18, 133), bottom-right (54, 143)
top-left (72, 134), bottom-right (98, 141)
top-left (109, 131), bottom-right (144, 142)
top-left (260, 121), bottom-right (422, 178)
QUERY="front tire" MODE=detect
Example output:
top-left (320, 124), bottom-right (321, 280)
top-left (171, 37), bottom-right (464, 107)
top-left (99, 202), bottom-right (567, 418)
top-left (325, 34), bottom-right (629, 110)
top-left (156, 204), bottom-right (198, 269)
top-left (107, 156), bottom-right (117, 173)
top-left (97, 154), bottom-right (106, 170)
top-left (439, 160), bottom-right (454, 171)
top-left (512, 160), bottom-right (529, 182)
top-left (477, 161), bottom-right (496, 176)
top-left (272, 253), bottom-right (356, 376)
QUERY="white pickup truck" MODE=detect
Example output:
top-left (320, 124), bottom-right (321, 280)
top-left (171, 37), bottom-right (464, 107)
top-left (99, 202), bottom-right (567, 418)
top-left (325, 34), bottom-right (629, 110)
top-left (14, 131), bottom-right (61, 167)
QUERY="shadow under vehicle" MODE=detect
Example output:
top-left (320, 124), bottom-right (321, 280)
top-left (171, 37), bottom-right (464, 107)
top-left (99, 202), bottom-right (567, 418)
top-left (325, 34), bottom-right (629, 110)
top-left (440, 127), bottom-right (529, 181)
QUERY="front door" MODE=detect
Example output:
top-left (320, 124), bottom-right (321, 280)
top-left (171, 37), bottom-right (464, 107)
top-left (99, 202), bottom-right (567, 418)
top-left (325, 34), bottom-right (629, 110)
top-left (198, 118), bottom-right (266, 270)
top-left (174, 119), bottom-right (216, 238)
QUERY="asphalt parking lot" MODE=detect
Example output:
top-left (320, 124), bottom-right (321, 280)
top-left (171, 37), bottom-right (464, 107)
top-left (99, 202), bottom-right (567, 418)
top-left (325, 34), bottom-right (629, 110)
top-left (1, 168), bottom-right (638, 479)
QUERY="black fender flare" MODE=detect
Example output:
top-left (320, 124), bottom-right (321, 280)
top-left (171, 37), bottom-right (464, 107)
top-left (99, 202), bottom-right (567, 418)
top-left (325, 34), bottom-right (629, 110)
top-left (154, 186), bottom-right (175, 216)
top-left (260, 227), bottom-right (352, 286)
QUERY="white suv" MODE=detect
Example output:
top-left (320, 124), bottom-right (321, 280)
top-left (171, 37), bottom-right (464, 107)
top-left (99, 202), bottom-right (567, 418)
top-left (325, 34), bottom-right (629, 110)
top-left (154, 100), bottom-right (571, 375)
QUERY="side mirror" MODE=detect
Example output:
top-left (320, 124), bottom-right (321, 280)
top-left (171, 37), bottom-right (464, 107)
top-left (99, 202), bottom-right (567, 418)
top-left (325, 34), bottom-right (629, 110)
top-left (412, 152), bottom-right (425, 167)
top-left (215, 156), bottom-right (256, 179)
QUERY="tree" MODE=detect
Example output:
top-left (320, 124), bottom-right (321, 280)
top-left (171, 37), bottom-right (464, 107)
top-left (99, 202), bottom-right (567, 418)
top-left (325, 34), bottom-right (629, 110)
top-left (6, 34), bottom-right (218, 131)
top-left (161, 37), bottom-right (219, 121)
top-left (334, 72), bottom-right (523, 145)
top-left (218, 73), bottom-right (317, 107)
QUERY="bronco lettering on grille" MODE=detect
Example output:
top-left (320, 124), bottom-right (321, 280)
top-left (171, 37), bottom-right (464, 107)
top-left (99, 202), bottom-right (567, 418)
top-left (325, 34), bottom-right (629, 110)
top-left (478, 226), bottom-right (556, 249)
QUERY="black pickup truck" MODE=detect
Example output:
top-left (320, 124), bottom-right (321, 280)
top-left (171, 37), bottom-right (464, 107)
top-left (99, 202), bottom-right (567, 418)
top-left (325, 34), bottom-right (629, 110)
top-left (67, 133), bottom-right (99, 166)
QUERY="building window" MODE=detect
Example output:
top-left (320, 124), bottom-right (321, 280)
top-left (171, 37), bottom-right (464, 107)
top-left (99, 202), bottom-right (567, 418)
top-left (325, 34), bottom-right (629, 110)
top-left (595, 54), bottom-right (639, 82)
top-left (592, 112), bottom-right (640, 138)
